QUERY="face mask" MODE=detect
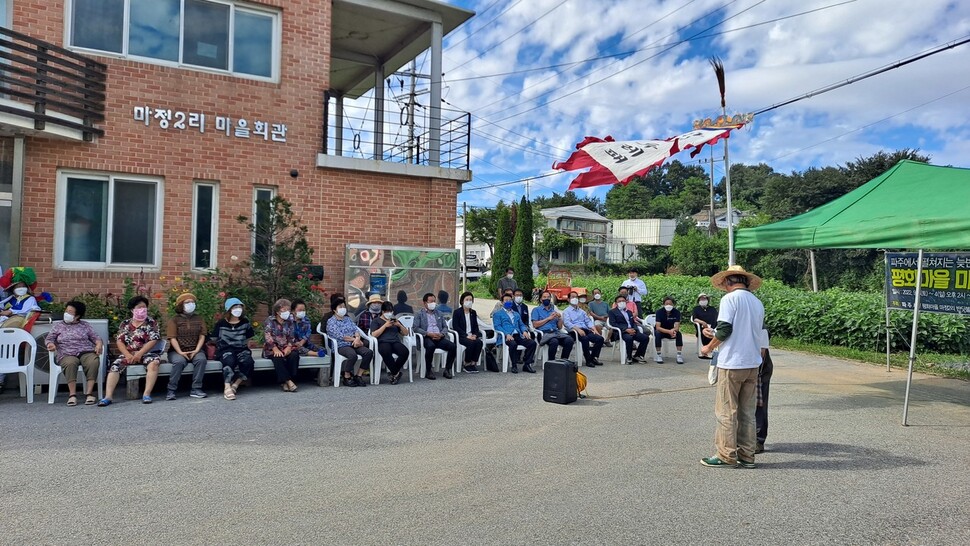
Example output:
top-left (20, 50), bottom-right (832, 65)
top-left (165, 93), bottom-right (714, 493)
top-left (542, 299), bottom-right (551, 307)
top-left (231, 307), bottom-right (244, 318)
top-left (503, 301), bottom-right (514, 310)
top-left (664, 305), bottom-right (674, 312)
top-left (699, 300), bottom-right (709, 307)
top-left (463, 300), bottom-right (474, 309)
top-left (369, 304), bottom-right (381, 313)
top-left (507, 274), bottom-right (514, 279)
top-left (629, 275), bottom-right (636, 281)
top-left (279, 310), bottom-right (291, 320)
top-left (427, 302), bottom-right (437, 311)
top-left (569, 298), bottom-right (579, 306)
top-left (384, 312), bottom-right (395, 320)
top-left (13, 287), bottom-right (28, 296)
top-left (579, 298), bottom-right (587, 303)
top-left (62, 312), bottom-right (75, 324)
top-left (336, 307), bottom-right (347, 317)
top-left (183, 302), bottom-right (196, 314)
top-left (514, 296), bottom-right (523, 304)
top-left (617, 302), bottom-right (627, 310)
top-left (296, 311), bottom-right (306, 319)
top-left (132, 308), bottom-right (148, 321)
top-left (593, 294), bottom-right (602, 300)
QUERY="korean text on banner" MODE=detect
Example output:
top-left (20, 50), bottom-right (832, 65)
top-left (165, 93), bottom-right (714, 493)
top-left (885, 252), bottom-right (970, 315)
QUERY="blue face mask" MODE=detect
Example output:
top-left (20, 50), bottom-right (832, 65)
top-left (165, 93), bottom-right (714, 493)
top-left (542, 299), bottom-right (551, 307)
top-left (503, 301), bottom-right (514, 310)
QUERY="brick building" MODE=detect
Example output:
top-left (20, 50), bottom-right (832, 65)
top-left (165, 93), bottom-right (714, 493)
top-left (0, 0), bottom-right (473, 299)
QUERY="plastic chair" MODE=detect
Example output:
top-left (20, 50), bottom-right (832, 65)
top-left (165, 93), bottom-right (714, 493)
top-left (0, 328), bottom-right (36, 403)
top-left (694, 321), bottom-right (706, 358)
top-left (645, 314), bottom-right (677, 357)
top-left (355, 326), bottom-right (380, 384)
top-left (414, 328), bottom-right (456, 378)
top-left (372, 321), bottom-right (414, 385)
top-left (47, 348), bottom-right (106, 404)
top-left (396, 315), bottom-right (419, 377)
top-left (317, 322), bottom-right (349, 388)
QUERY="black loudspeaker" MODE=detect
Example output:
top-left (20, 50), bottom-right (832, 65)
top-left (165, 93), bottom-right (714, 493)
top-left (543, 359), bottom-right (578, 405)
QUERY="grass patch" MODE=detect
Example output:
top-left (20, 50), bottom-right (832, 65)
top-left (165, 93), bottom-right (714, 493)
top-left (771, 337), bottom-right (970, 381)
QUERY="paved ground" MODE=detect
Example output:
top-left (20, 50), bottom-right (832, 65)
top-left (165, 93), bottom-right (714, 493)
top-left (2, 301), bottom-right (968, 545)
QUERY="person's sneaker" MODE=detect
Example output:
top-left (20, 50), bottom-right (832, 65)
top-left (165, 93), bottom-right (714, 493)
top-left (341, 376), bottom-right (357, 387)
top-left (354, 376), bottom-right (368, 387)
top-left (755, 443), bottom-right (765, 454)
top-left (737, 459), bottom-right (756, 469)
top-left (654, 354), bottom-right (663, 363)
top-left (700, 456), bottom-right (736, 467)
top-left (189, 390), bottom-right (207, 399)
top-left (676, 353), bottom-right (684, 364)
top-left (142, 395), bottom-right (152, 404)
top-left (463, 364), bottom-right (480, 373)
top-left (165, 391), bottom-right (176, 401)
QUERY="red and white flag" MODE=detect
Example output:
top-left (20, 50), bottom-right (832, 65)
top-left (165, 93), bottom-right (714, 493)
top-left (553, 127), bottom-right (738, 190)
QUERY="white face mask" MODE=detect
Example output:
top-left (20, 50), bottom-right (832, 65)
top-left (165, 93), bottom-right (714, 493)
top-left (463, 300), bottom-right (474, 309)
top-left (579, 298), bottom-right (587, 303)
top-left (427, 302), bottom-right (437, 311)
top-left (628, 275), bottom-right (636, 281)
top-left (514, 296), bottom-right (523, 304)
top-left (369, 304), bottom-right (381, 313)
top-left (279, 310), bottom-right (291, 320)
top-left (507, 274), bottom-right (514, 279)
top-left (383, 312), bottom-right (394, 320)
top-left (296, 311), bottom-right (306, 319)
top-left (230, 307), bottom-right (244, 318)
top-left (593, 294), bottom-right (602, 300)
top-left (14, 287), bottom-right (28, 296)
top-left (664, 305), bottom-right (674, 312)
top-left (569, 298), bottom-right (579, 306)
top-left (183, 302), bottom-right (196, 314)
top-left (62, 312), bottom-right (75, 324)
top-left (617, 302), bottom-right (627, 310)
top-left (336, 307), bottom-right (347, 317)
top-left (699, 300), bottom-right (709, 307)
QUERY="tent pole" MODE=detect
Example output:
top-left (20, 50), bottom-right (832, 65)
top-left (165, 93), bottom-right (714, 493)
top-left (884, 252), bottom-right (891, 372)
top-left (809, 249), bottom-right (818, 292)
top-left (902, 248), bottom-right (924, 426)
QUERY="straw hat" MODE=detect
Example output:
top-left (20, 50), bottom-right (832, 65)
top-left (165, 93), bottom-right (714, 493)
top-left (710, 265), bottom-right (762, 292)
top-left (366, 294), bottom-right (383, 305)
top-left (696, 293), bottom-right (710, 302)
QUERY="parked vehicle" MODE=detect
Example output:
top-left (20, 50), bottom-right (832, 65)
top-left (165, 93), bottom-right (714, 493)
top-left (544, 268), bottom-right (586, 304)
top-left (462, 253), bottom-right (484, 281)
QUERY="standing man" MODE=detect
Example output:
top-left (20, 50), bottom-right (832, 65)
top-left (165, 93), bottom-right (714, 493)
top-left (700, 266), bottom-right (765, 469)
top-left (621, 268), bottom-right (648, 317)
top-left (531, 291), bottom-right (573, 362)
top-left (757, 329), bottom-right (773, 454)
top-left (412, 293), bottom-right (457, 380)
top-left (497, 267), bottom-right (517, 299)
top-left (563, 291), bottom-right (604, 368)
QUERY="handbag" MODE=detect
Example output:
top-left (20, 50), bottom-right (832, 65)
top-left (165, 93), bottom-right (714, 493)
top-left (484, 347), bottom-right (499, 372)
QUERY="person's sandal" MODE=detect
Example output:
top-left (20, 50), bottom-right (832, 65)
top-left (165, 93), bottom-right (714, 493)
top-left (223, 386), bottom-right (236, 400)
top-left (281, 383), bottom-right (291, 392)
top-left (97, 398), bottom-right (112, 407)
top-left (288, 381), bottom-right (298, 393)
top-left (85, 394), bottom-right (97, 405)
top-left (67, 395), bottom-right (78, 406)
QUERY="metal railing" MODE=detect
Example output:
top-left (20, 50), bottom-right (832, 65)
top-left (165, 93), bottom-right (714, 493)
top-left (0, 25), bottom-right (106, 141)
top-left (323, 95), bottom-right (471, 171)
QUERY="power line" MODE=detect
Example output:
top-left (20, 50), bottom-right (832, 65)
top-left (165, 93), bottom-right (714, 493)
top-left (445, 0), bottom-right (525, 52)
top-left (462, 170), bottom-right (566, 192)
top-left (451, 0), bottom-right (571, 71)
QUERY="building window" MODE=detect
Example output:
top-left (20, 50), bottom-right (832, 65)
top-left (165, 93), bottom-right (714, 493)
top-left (192, 182), bottom-right (219, 270)
top-left (57, 172), bottom-right (163, 269)
top-left (68, 0), bottom-right (280, 81)
top-left (252, 187), bottom-right (275, 263)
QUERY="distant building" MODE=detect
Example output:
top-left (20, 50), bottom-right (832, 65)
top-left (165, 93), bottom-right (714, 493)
top-left (693, 207), bottom-right (751, 229)
top-left (455, 216), bottom-right (492, 266)
top-left (538, 205), bottom-right (675, 264)
top-left (608, 219), bottom-right (676, 262)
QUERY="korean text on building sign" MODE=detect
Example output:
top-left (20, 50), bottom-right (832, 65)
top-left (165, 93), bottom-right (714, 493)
top-left (133, 107), bottom-right (287, 142)
top-left (885, 252), bottom-right (970, 315)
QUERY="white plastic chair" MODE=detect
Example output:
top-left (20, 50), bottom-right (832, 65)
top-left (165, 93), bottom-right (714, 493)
top-left (355, 326), bottom-right (380, 384)
top-left (371, 319), bottom-right (414, 385)
top-left (645, 314), bottom-right (678, 357)
top-left (47, 348), bottom-right (106, 404)
top-left (396, 314), bottom-right (419, 377)
top-left (317, 322), bottom-right (346, 387)
top-left (694, 320), bottom-right (707, 358)
top-left (414, 328), bottom-right (456, 378)
top-left (0, 328), bottom-right (36, 403)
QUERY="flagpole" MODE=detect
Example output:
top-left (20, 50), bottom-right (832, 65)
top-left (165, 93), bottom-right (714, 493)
top-left (711, 57), bottom-right (735, 266)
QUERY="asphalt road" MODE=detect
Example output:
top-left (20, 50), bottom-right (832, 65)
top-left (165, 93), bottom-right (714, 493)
top-left (2, 306), bottom-right (968, 545)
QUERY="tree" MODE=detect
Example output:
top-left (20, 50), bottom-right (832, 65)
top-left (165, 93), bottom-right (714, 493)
top-left (464, 206), bottom-right (498, 258)
top-left (669, 227), bottom-right (728, 276)
top-left (511, 197), bottom-right (535, 294)
top-left (536, 227), bottom-right (581, 265)
top-left (531, 191), bottom-right (604, 214)
top-left (604, 180), bottom-right (653, 219)
top-left (489, 203), bottom-right (513, 296)
top-left (842, 149), bottom-right (930, 187)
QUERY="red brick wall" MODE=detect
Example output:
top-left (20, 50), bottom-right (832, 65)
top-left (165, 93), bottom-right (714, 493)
top-left (13, 1), bottom-right (459, 300)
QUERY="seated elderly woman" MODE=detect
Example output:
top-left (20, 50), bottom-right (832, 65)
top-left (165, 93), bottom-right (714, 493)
top-left (100, 296), bottom-right (162, 406)
top-left (370, 301), bottom-right (410, 384)
top-left (264, 298), bottom-right (300, 392)
top-left (45, 300), bottom-right (104, 406)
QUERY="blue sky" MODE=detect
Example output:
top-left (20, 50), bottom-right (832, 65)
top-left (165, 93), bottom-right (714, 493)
top-left (405, 0), bottom-right (970, 210)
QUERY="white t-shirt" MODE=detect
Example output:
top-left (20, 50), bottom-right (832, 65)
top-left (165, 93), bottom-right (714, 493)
top-left (715, 289), bottom-right (765, 370)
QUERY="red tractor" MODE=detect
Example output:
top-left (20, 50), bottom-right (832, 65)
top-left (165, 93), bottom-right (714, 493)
top-left (544, 268), bottom-right (587, 304)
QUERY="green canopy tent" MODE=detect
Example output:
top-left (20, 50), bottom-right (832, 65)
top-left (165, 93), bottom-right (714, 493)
top-left (735, 160), bottom-right (970, 425)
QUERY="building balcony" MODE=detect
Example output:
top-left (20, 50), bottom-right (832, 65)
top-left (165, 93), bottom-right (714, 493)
top-left (0, 25), bottom-right (106, 142)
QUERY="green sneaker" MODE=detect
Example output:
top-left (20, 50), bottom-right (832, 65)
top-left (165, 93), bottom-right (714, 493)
top-left (737, 459), bottom-right (756, 469)
top-left (700, 456), bottom-right (736, 467)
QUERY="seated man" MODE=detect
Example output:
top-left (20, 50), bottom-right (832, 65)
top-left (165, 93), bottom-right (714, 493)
top-left (531, 290), bottom-right (573, 362)
top-left (491, 292), bottom-right (536, 374)
top-left (512, 289), bottom-right (530, 326)
top-left (691, 293), bottom-right (718, 358)
top-left (608, 295), bottom-right (649, 363)
top-left (412, 293), bottom-right (457, 380)
top-left (654, 296), bottom-right (685, 364)
top-left (562, 291), bottom-right (604, 368)
top-left (587, 288), bottom-right (611, 345)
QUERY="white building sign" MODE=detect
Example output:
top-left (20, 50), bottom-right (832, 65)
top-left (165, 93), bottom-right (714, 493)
top-left (132, 106), bottom-right (287, 142)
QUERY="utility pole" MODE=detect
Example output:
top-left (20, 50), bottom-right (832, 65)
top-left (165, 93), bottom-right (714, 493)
top-left (707, 147), bottom-right (717, 237)
top-left (461, 202), bottom-right (468, 293)
top-left (407, 60), bottom-right (417, 163)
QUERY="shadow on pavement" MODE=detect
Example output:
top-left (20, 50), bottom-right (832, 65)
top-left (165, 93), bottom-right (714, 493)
top-left (759, 442), bottom-right (928, 471)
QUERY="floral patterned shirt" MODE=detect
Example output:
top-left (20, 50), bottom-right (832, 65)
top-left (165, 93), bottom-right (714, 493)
top-left (115, 317), bottom-right (161, 353)
top-left (263, 317), bottom-right (296, 359)
top-left (291, 316), bottom-right (321, 353)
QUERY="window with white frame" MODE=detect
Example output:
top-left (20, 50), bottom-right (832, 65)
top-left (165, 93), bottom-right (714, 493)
top-left (69, 0), bottom-right (279, 80)
top-left (252, 187), bottom-right (275, 262)
top-left (192, 181), bottom-right (219, 270)
top-left (57, 172), bottom-right (163, 269)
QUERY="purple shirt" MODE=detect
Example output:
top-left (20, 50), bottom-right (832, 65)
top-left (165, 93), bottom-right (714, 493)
top-left (48, 320), bottom-right (101, 358)
top-left (425, 309), bottom-right (440, 335)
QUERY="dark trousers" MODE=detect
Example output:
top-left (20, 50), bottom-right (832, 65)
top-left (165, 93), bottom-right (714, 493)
top-left (654, 329), bottom-right (683, 348)
top-left (271, 351), bottom-right (300, 383)
top-left (338, 345), bottom-right (374, 375)
top-left (575, 329), bottom-right (604, 362)
top-left (378, 341), bottom-right (409, 375)
top-left (219, 348), bottom-right (255, 384)
top-left (422, 336), bottom-right (457, 371)
top-left (457, 336), bottom-right (484, 364)
top-left (167, 349), bottom-right (207, 392)
top-left (621, 330), bottom-right (650, 358)
top-left (540, 333), bottom-right (573, 360)
top-left (757, 349), bottom-right (774, 444)
top-left (505, 334), bottom-right (536, 366)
